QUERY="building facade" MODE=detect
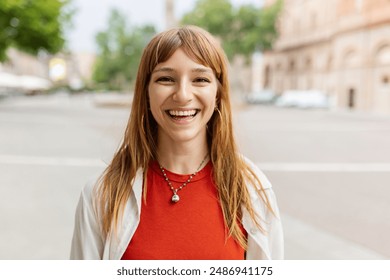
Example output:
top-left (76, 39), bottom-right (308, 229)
top-left (263, 0), bottom-right (390, 113)
top-left (0, 48), bottom-right (96, 93)
top-left (0, 48), bottom-right (48, 78)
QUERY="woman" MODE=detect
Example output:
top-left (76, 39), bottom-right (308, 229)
top-left (70, 25), bottom-right (283, 260)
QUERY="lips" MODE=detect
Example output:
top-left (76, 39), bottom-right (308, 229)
top-left (166, 109), bottom-right (199, 120)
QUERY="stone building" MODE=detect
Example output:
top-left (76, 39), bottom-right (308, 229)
top-left (262, 0), bottom-right (390, 113)
top-left (0, 48), bottom-right (96, 93)
top-left (0, 48), bottom-right (48, 78)
top-left (0, 48), bottom-right (51, 94)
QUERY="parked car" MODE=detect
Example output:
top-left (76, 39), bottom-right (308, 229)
top-left (245, 89), bottom-right (276, 104)
top-left (275, 90), bottom-right (329, 109)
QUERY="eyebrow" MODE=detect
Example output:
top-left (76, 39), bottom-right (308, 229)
top-left (192, 68), bottom-right (213, 74)
top-left (152, 67), bottom-right (213, 74)
top-left (152, 67), bottom-right (174, 73)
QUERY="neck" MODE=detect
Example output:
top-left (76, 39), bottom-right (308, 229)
top-left (157, 136), bottom-right (209, 174)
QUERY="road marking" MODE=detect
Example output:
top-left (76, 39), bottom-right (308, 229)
top-left (257, 162), bottom-right (390, 172)
top-left (1, 155), bottom-right (390, 172)
top-left (0, 154), bottom-right (107, 167)
top-left (248, 126), bottom-right (390, 132)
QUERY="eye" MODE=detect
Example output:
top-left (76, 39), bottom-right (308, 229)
top-left (155, 76), bottom-right (175, 84)
top-left (193, 77), bottom-right (211, 83)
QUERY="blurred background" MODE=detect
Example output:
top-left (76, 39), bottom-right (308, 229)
top-left (0, 0), bottom-right (389, 259)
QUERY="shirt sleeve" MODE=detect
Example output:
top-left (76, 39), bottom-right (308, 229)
top-left (243, 156), bottom-right (284, 260)
top-left (70, 182), bottom-right (104, 259)
top-left (264, 187), bottom-right (284, 259)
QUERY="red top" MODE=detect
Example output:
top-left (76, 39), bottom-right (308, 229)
top-left (121, 160), bottom-right (246, 260)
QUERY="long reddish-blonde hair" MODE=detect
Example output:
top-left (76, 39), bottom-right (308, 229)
top-left (96, 25), bottom-right (272, 249)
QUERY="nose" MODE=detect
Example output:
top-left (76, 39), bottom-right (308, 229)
top-left (172, 80), bottom-right (193, 104)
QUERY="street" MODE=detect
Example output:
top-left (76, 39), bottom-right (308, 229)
top-left (234, 103), bottom-right (390, 259)
top-left (0, 93), bottom-right (389, 259)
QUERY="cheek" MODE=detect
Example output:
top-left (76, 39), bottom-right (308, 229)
top-left (148, 84), bottom-right (161, 104)
top-left (204, 86), bottom-right (218, 107)
top-left (148, 84), bottom-right (171, 104)
top-left (148, 97), bottom-right (162, 119)
top-left (199, 88), bottom-right (217, 117)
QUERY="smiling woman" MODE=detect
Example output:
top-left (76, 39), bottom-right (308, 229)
top-left (70, 25), bottom-right (284, 260)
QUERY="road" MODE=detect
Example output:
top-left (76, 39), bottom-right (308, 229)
top-left (0, 93), bottom-right (389, 259)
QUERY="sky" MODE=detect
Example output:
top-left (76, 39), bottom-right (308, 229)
top-left (66, 0), bottom-right (264, 53)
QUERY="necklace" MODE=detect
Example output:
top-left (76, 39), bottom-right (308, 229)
top-left (159, 154), bottom-right (208, 203)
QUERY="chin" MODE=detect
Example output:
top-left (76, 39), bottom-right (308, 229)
top-left (168, 129), bottom-right (207, 144)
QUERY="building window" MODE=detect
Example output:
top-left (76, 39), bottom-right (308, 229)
top-left (306, 57), bottom-right (312, 70)
top-left (348, 88), bottom-right (356, 108)
top-left (375, 45), bottom-right (390, 65)
top-left (382, 76), bottom-right (389, 87)
top-left (289, 60), bottom-right (295, 72)
top-left (264, 65), bottom-right (271, 88)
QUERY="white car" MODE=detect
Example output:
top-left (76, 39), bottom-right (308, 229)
top-left (275, 90), bottom-right (329, 109)
top-left (245, 90), bottom-right (276, 104)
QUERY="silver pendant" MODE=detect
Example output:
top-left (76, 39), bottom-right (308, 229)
top-left (171, 194), bottom-right (180, 203)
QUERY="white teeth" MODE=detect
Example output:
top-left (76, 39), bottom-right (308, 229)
top-left (168, 110), bottom-right (197, 117)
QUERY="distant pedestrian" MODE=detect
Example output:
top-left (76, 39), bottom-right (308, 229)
top-left (70, 25), bottom-right (283, 260)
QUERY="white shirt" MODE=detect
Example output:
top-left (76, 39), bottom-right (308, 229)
top-left (70, 160), bottom-right (284, 259)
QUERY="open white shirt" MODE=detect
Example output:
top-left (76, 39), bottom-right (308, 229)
top-left (70, 159), bottom-right (284, 259)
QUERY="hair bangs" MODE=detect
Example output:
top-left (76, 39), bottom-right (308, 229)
top-left (147, 30), bottom-right (182, 74)
top-left (145, 26), bottom-right (224, 82)
top-left (178, 27), bottom-right (223, 81)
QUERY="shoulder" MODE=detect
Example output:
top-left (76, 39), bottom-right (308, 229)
top-left (78, 174), bottom-right (102, 210)
top-left (241, 155), bottom-right (272, 190)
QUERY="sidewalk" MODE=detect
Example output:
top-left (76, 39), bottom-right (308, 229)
top-left (282, 213), bottom-right (386, 259)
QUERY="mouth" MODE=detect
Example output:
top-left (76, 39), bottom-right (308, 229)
top-left (165, 109), bottom-right (200, 121)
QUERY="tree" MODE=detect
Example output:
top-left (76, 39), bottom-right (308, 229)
top-left (181, 0), bottom-right (282, 60)
top-left (0, 0), bottom-right (72, 61)
top-left (181, 0), bottom-right (235, 57)
top-left (93, 9), bottom-right (156, 91)
top-left (181, 0), bottom-right (234, 38)
top-left (256, 0), bottom-right (283, 50)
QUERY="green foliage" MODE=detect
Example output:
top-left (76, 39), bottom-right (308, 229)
top-left (181, 0), bottom-right (234, 37)
top-left (181, 0), bottom-right (282, 60)
top-left (0, 0), bottom-right (72, 61)
top-left (92, 9), bottom-right (156, 91)
top-left (257, 0), bottom-right (283, 50)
